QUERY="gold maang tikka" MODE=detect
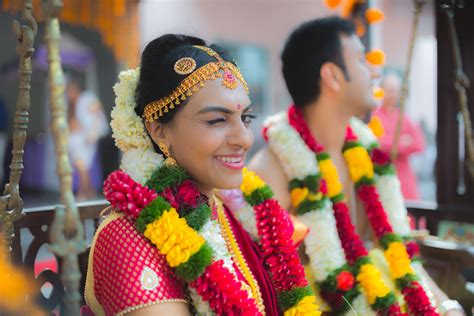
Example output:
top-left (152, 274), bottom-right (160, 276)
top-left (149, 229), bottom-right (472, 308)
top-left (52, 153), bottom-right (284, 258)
top-left (143, 46), bottom-right (249, 122)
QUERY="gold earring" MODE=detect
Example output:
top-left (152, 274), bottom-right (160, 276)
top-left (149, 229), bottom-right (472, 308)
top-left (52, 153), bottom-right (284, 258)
top-left (158, 142), bottom-right (177, 166)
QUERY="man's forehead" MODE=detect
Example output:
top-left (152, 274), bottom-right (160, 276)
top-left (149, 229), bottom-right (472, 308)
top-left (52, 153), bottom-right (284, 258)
top-left (340, 34), bottom-right (365, 54)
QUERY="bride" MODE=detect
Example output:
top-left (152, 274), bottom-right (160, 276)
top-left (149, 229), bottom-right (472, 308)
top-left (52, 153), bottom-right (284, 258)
top-left (84, 34), bottom-right (320, 316)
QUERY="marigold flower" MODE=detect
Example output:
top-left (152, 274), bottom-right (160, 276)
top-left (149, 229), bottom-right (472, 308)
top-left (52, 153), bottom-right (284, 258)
top-left (290, 187), bottom-right (309, 208)
top-left (144, 208), bottom-right (205, 267)
top-left (323, 0), bottom-right (342, 9)
top-left (283, 295), bottom-right (321, 316)
top-left (384, 241), bottom-right (415, 280)
top-left (357, 263), bottom-right (391, 304)
top-left (241, 167), bottom-right (266, 196)
top-left (343, 146), bottom-right (374, 183)
top-left (319, 159), bottom-right (343, 198)
top-left (368, 115), bottom-right (385, 138)
top-left (366, 49), bottom-right (386, 66)
top-left (366, 8), bottom-right (385, 24)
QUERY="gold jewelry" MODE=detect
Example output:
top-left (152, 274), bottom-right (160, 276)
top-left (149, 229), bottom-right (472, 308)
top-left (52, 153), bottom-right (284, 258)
top-left (158, 142), bottom-right (177, 166)
top-left (143, 47), bottom-right (249, 122)
top-left (174, 57), bottom-right (196, 75)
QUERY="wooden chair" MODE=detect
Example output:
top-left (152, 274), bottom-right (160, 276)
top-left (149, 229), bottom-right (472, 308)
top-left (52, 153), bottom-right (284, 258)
top-left (11, 200), bottom-right (108, 315)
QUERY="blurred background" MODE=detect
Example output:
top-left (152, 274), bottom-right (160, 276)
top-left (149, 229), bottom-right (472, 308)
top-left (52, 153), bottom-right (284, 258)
top-left (0, 0), bottom-right (473, 314)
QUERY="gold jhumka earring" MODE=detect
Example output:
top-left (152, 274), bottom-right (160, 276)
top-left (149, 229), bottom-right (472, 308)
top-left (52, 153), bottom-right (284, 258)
top-left (158, 142), bottom-right (177, 166)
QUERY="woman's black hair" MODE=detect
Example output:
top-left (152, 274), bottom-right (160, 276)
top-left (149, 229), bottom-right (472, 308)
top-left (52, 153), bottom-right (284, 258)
top-left (135, 34), bottom-right (235, 124)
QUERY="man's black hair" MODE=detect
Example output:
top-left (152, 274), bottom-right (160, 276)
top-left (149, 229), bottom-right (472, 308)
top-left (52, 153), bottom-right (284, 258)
top-left (281, 16), bottom-right (356, 107)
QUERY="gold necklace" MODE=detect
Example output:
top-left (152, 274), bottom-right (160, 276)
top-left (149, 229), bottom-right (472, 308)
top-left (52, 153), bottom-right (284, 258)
top-left (215, 198), bottom-right (266, 315)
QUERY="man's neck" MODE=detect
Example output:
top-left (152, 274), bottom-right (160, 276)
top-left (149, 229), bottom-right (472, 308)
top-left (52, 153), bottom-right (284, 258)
top-left (302, 95), bottom-right (352, 153)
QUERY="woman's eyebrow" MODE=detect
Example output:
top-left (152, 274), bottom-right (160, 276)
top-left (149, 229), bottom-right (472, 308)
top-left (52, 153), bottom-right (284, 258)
top-left (197, 103), bottom-right (253, 114)
top-left (197, 106), bottom-right (233, 114)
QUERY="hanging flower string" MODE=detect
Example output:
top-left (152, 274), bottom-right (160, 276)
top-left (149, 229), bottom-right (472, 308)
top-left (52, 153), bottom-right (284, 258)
top-left (241, 168), bottom-right (321, 316)
top-left (288, 105), bottom-right (439, 316)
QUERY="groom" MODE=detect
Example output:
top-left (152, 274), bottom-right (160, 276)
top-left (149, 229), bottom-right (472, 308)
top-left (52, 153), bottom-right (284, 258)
top-left (250, 16), bottom-right (464, 316)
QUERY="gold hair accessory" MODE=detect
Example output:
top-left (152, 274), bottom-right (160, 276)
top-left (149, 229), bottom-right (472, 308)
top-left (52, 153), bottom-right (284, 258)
top-left (158, 142), bottom-right (177, 166)
top-left (174, 57), bottom-right (196, 75)
top-left (143, 46), bottom-right (249, 122)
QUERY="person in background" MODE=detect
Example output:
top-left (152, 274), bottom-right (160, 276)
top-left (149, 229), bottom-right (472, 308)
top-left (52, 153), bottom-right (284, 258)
top-left (373, 73), bottom-right (425, 200)
top-left (66, 75), bottom-right (109, 200)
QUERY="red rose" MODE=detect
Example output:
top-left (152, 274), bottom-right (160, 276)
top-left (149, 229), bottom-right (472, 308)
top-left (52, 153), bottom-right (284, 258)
top-left (406, 240), bottom-right (420, 259)
top-left (262, 126), bottom-right (270, 142)
top-left (336, 271), bottom-right (355, 291)
top-left (345, 127), bottom-right (358, 142)
top-left (371, 148), bottom-right (391, 165)
top-left (160, 188), bottom-right (179, 209)
top-left (319, 179), bottom-right (328, 195)
top-left (177, 179), bottom-right (201, 208)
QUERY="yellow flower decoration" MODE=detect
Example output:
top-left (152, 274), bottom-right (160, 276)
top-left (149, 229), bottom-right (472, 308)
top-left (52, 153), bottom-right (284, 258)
top-left (290, 187), bottom-right (309, 208)
top-left (366, 8), bottom-right (385, 24)
top-left (343, 146), bottom-right (374, 183)
top-left (373, 86), bottom-right (385, 101)
top-left (366, 49), bottom-right (386, 66)
top-left (308, 192), bottom-right (323, 201)
top-left (384, 242), bottom-right (415, 280)
top-left (368, 115), bottom-right (385, 138)
top-left (319, 159), bottom-right (343, 197)
top-left (0, 241), bottom-right (42, 315)
top-left (241, 167), bottom-right (266, 196)
top-left (144, 208), bottom-right (205, 267)
top-left (357, 263), bottom-right (391, 305)
top-left (323, 0), bottom-right (342, 9)
top-left (284, 295), bottom-right (321, 316)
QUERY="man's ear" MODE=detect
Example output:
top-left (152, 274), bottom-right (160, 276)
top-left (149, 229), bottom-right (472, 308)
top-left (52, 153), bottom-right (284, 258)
top-left (145, 120), bottom-right (170, 149)
top-left (320, 62), bottom-right (342, 92)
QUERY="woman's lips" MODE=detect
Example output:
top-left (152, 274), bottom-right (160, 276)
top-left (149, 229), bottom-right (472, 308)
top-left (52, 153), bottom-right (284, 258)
top-left (214, 155), bottom-right (245, 170)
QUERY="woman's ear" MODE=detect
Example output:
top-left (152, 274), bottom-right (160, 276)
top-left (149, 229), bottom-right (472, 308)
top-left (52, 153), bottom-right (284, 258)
top-left (145, 120), bottom-right (170, 149)
top-left (320, 62), bottom-right (342, 92)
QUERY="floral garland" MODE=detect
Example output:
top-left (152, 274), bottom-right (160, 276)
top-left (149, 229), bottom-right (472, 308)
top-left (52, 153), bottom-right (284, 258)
top-left (281, 105), bottom-right (439, 316)
top-left (104, 166), bottom-right (262, 315)
top-left (103, 165), bottom-right (322, 315)
top-left (263, 112), bottom-right (378, 314)
top-left (240, 168), bottom-right (321, 315)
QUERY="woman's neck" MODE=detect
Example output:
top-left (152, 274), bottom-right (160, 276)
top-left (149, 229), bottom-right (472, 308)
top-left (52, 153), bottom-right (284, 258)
top-left (197, 184), bottom-right (216, 205)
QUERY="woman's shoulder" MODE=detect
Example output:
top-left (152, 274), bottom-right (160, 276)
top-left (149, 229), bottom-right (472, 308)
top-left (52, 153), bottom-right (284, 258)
top-left (86, 210), bottom-right (187, 315)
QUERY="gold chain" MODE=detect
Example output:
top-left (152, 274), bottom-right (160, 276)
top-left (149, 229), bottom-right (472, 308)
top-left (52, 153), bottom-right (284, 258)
top-left (215, 199), bottom-right (266, 315)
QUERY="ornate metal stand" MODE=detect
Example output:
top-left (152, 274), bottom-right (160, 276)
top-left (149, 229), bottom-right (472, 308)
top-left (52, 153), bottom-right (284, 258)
top-left (42, 0), bottom-right (86, 314)
top-left (0, 0), bottom-right (36, 257)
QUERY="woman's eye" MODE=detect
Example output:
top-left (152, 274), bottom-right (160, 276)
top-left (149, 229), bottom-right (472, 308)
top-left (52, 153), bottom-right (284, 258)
top-left (207, 117), bottom-right (226, 125)
top-left (242, 114), bottom-right (257, 124)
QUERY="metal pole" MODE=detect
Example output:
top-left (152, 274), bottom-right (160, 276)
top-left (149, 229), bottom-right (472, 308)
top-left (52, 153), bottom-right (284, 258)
top-left (41, 0), bottom-right (86, 314)
top-left (0, 0), bottom-right (37, 256)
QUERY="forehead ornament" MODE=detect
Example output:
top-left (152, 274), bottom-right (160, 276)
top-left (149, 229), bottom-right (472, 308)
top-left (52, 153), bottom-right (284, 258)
top-left (174, 57), bottom-right (197, 75)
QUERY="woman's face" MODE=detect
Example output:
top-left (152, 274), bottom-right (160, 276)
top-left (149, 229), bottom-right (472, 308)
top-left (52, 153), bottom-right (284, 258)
top-left (147, 77), bottom-right (254, 196)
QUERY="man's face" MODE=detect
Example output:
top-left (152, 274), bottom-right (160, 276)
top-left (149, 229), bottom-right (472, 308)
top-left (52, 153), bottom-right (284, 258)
top-left (339, 34), bottom-right (377, 117)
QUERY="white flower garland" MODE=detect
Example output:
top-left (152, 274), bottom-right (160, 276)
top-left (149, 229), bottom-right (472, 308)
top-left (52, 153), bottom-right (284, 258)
top-left (264, 113), bottom-right (372, 312)
top-left (200, 219), bottom-right (235, 273)
top-left (110, 68), bottom-right (163, 178)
